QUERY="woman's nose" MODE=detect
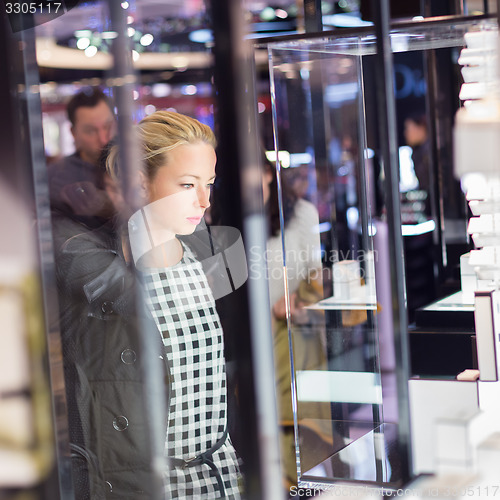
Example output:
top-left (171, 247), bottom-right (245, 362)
top-left (196, 187), bottom-right (210, 209)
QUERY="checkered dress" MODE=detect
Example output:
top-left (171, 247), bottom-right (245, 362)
top-left (142, 243), bottom-right (242, 499)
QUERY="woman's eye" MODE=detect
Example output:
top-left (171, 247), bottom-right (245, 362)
top-left (181, 184), bottom-right (194, 189)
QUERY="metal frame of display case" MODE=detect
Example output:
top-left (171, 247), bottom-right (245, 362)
top-left (210, 1), bottom-right (283, 499)
top-left (267, 30), bottom-right (408, 489)
top-left (261, 8), bottom-right (496, 491)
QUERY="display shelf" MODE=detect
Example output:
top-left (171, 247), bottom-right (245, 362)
top-left (414, 291), bottom-right (475, 329)
top-left (421, 291), bottom-right (475, 310)
top-left (307, 286), bottom-right (377, 311)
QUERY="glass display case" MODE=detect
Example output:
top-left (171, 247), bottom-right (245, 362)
top-left (266, 15), bottom-right (496, 491)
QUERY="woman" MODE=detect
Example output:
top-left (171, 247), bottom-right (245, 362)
top-left (108, 111), bottom-right (242, 499)
top-left (55, 111), bottom-right (241, 499)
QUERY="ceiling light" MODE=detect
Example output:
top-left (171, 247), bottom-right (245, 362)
top-left (182, 85), bottom-right (197, 95)
top-left (85, 46), bottom-right (98, 57)
top-left (75, 30), bottom-right (92, 38)
top-left (127, 27), bottom-right (135, 37)
top-left (102, 31), bottom-right (118, 40)
top-left (140, 33), bottom-right (154, 46)
top-left (152, 83), bottom-right (171, 98)
top-left (260, 7), bottom-right (276, 21)
top-left (76, 38), bottom-right (90, 50)
top-left (275, 9), bottom-right (288, 19)
top-left (266, 150), bottom-right (290, 168)
top-left (132, 50), bottom-right (140, 61)
top-left (121, 1), bottom-right (129, 9)
top-left (189, 29), bottom-right (213, 44)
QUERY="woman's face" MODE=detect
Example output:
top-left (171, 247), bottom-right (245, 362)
top-left (145, 142), bottom-right (216, 236)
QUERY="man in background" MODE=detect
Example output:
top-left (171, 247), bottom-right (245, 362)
top-left (67, 87), bottom-right (116, 165)
top-left (404, 113), bottom-right (430, 194)
top-left (403, 113), bottom-right (431, 217)
top-left (48, 87), bottom-right (116, 227)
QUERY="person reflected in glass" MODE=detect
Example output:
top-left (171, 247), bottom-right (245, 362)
top-left (404, 114), bottom-right (430, 191)
top-left (403, 113), bottom-right (432, 216)
top-left (262, 154), bottom-right (331, 491)
top-left (107, 111), bottom-right (243, 499)
top-left (48, 87), bottom-right (117, 228)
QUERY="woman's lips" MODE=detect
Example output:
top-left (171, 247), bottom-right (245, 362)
top-left (187, 217), bottom-right (202, 225)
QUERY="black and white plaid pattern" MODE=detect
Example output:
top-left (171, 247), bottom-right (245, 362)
top-left (142, 244), bottom-right (242, 499)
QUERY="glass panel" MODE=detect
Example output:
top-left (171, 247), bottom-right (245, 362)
top-left (269, 35), bottom-right (387, 489)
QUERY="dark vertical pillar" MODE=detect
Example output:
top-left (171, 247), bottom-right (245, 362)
top-left (425, 48), bottom-right (451, 277)
top-left (370, 0), bottom-right (413, 481)
top-left (304, 0), bottom-right (323, 32)
top-left (210, 1), bottom-right (282, 499)
top-left (108, 1), bottom-right (142, 212)
top-left (107, 3), bottom-right (166, 499)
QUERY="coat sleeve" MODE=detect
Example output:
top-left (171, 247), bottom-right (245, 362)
top-left (56, 229), bottom-right (134, 313)
top-left (52, 220), bottom-right (168, 498)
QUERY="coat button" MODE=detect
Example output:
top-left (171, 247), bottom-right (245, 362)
top-left (112, 416), bottom-right (129, 431)
top-left (121, 349), bottom-right (136, 364)
top-left (101, 301), bottom-right (114, 314)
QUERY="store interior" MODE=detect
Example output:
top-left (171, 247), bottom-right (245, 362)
top-left (1, 0), bottom-right (500, 499)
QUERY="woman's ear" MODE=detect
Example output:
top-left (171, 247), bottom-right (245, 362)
top-left (138, 170), bottom-right (150, 199)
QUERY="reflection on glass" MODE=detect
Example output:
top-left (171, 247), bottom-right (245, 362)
top-left (304, 423), bottom-right (398, 485)
top-left (269, 32), bottom-right (391, 492)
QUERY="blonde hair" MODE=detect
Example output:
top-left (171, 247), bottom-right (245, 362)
top-left (107, 110), bottom-right (216, 181)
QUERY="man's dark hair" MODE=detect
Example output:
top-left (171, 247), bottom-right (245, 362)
top-left (67, 88), bottom-right (113, 127)
top-left (406, 112), bottom-right (428, 130)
